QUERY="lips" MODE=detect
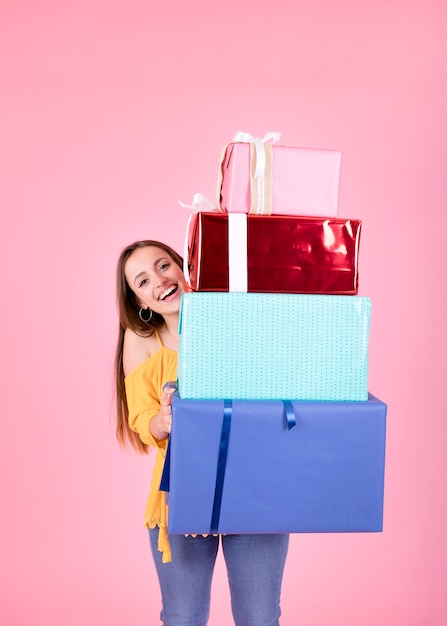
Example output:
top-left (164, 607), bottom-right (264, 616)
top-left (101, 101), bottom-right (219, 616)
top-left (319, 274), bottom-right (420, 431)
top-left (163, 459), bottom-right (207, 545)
top-left (159, 285), bottom-right (178, 301)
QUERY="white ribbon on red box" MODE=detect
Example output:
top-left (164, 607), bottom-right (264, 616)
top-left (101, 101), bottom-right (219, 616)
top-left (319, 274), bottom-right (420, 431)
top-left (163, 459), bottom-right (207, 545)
top-left (227, 213), bottom-right (248, 292)
top-left (182, 210), bottom-right (248, 292)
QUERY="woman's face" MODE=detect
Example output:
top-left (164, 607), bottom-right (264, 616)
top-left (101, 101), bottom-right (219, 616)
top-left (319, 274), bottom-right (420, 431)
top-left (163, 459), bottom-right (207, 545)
top-left (124, 246), bottom-right (185, 316)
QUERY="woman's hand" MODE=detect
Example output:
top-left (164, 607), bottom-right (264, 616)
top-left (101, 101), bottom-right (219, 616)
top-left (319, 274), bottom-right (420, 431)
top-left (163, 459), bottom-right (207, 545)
top-left (151, 383), bottom-right (176, 440)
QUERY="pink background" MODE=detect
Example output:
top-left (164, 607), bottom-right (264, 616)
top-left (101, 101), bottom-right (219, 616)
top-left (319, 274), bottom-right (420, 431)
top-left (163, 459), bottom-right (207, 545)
top-left (1, 0), bottom-right (446, 624)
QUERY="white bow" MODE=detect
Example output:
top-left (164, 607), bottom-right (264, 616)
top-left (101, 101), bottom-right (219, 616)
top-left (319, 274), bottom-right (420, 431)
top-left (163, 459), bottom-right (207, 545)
top-left (232, 131), bottom-right (281, 178)
top-left (178, 192), bottom-right (218, 212)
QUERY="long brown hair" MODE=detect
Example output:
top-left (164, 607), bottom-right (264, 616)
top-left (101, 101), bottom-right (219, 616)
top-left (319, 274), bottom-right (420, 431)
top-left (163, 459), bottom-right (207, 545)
top-left (114, 240), bottom-right (184, 453)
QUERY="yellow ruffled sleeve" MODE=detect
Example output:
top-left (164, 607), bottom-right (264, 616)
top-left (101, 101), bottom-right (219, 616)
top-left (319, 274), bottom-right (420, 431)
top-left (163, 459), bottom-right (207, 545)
top-left (125, 360), bottom-right (166, 449)
top-left (124, 349), bottom-right (178, 563)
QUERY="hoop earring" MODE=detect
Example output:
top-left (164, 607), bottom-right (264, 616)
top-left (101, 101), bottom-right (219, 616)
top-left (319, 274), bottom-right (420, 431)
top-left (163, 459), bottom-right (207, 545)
top-left (139, 307), bottom-right (153, 323)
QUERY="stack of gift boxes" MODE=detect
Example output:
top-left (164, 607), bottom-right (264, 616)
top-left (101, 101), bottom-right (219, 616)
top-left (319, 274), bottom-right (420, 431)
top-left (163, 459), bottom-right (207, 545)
top-left (164, 132), bottom-right (387, 536)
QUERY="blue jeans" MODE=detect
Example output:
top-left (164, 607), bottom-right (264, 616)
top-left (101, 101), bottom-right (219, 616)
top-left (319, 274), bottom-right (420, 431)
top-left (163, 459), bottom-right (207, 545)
top-left (149, 528), bottom-right (289, 626)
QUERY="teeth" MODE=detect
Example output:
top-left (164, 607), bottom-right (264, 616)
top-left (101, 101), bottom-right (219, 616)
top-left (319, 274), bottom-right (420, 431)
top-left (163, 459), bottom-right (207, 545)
top-left (160, 286), bottom-right (176, 301)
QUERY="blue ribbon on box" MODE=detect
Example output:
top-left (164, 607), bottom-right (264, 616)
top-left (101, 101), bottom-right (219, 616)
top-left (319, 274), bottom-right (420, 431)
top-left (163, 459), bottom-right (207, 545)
top-left (210, 400), bottom-right (296, 534)
top-left (160, 399), bottom-right (297, 533)
top-left (159, 381), bottom-right (177, 494)
top-left (159, 439), bottom-right (171, 493)
top-left (210, 400), bottom-right (233, 533)
top-left (283, 400), bottom-right (297, 430)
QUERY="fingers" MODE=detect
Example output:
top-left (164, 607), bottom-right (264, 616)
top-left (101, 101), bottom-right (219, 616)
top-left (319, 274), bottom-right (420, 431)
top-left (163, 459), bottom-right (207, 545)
top-left (161, 387), bottom-right (175, 410)
top-left (157, 382), bottom-right (177, 436)
top-left (157, 406), bottom-right (172, 435)
top-left (162, 381), bottom-right (176, 406)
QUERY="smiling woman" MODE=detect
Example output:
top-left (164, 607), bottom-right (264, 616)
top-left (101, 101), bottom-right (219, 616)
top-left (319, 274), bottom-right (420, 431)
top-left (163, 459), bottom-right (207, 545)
top-left (114, 239), bottom-right (289, 625)
top-left (124, 247), bottom-right (185, 308)
top-left (115, 240), bottom-right (184, 454)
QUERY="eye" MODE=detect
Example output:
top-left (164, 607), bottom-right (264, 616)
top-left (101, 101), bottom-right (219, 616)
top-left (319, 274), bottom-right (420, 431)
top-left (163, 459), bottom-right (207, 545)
top-left (159, 262), bottom-right (170, 271)
top-left (139, 278), bottom-right (149, 288)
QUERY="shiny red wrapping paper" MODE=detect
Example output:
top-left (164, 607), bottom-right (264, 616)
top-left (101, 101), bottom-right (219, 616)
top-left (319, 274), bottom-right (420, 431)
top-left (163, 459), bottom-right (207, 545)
top-left (186, 212), bottom-right (361, 294)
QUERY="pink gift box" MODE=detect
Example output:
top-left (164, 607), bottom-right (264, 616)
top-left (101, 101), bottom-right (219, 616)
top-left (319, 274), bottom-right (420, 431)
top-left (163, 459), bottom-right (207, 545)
top-left (219, 142), bottom-right (342, 216)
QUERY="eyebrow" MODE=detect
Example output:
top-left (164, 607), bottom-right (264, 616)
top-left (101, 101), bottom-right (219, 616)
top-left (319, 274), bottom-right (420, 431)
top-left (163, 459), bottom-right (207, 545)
top-left (133, 257), bottom-right (169, 286)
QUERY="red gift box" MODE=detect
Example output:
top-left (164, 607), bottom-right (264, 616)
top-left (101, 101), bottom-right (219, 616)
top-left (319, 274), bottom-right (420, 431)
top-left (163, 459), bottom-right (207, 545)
top-left (185, 212), bottom-right (361, 294)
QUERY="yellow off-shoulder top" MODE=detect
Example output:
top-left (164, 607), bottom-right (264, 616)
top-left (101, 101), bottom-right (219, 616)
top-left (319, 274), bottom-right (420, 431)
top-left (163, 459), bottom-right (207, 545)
top-left (124, 333), bottom-right (177, 563)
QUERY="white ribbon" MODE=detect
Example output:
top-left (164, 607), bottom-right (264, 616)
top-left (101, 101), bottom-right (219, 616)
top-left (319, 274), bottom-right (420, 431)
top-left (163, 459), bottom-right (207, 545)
top-left (178, 192), bottom-right (218, 213)
top-left (228, 213), bottom-right (248, 292)
top-left (232, 131), bottom-right (281, 178)
top-left (182, 213), bottom-right (248, 292)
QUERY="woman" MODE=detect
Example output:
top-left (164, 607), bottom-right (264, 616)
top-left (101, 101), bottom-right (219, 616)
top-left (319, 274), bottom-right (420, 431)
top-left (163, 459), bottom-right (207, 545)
top-left (115, 239), bottom-right (289, 626)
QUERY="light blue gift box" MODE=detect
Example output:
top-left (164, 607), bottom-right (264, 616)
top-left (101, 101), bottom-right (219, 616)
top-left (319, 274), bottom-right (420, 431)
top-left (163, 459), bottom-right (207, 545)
top-left (177, 292), bottom-right (371, 401)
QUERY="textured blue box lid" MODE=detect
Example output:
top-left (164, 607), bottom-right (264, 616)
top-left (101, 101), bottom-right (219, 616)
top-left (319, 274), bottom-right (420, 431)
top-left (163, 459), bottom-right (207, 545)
top-left (178, 292), bottom-right (371, 401)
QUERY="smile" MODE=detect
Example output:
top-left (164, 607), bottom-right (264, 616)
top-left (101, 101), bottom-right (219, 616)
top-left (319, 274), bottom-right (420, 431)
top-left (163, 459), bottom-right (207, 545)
top-left (159, 285), bottom-right (178, 301)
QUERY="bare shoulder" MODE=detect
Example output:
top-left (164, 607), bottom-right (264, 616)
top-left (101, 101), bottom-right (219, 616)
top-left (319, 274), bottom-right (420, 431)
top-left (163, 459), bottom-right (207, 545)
top-left (123, 328), bottom-right (158, 376)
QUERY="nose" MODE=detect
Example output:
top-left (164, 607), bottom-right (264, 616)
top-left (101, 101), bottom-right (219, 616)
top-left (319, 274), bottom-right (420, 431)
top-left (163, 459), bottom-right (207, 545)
top-left (155, 270), bottom-right (168, 287)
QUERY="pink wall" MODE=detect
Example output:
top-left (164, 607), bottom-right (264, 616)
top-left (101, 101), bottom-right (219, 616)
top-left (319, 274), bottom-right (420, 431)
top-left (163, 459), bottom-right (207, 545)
top-left (1, 0), bottom-right (446, 624)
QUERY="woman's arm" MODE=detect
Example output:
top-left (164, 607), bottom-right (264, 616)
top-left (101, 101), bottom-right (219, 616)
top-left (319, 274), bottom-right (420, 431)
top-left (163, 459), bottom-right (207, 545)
top-left (123, 328), bottom-right (173, 443)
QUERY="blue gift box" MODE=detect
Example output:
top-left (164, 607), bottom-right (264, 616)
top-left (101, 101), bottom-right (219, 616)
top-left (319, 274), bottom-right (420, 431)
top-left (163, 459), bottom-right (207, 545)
top-left (177, 292), bottom-right (371, 401)
top-left (165, 393), bottom-right (387, 535)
